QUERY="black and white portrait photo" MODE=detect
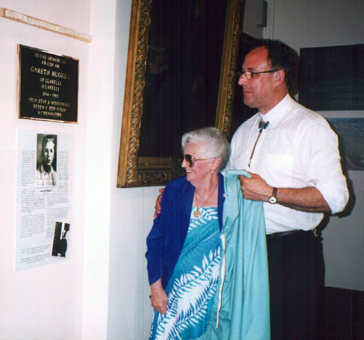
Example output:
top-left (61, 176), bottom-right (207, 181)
top-left (36, 134), bottom-right (57, 187)
top-left (52, 222), bottom-right (70, 258)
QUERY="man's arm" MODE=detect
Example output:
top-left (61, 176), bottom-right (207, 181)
top-left (154, 188), bottom-right (165, 219)
top-left (239, 172), bottom-right (331, 213)
top-left (272, 186), bottom-right (330, 212)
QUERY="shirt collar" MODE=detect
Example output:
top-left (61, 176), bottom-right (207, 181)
top-left (258, 94), bottom-right (291, 127)
top-left (40, 164), bottom-right (55, 175)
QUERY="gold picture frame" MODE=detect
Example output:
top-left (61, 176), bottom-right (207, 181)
top-left (117, 0), bottom-right (243, 188)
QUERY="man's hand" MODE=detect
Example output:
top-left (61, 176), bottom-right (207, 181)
top-left (154, 188), bottom-right (165, 219)
top-left (150, 279), bottom-right (168, 314)
top-left (238, 172), bottom-right (272, 202)
top-left (239, 172), bottom-right (331, 212)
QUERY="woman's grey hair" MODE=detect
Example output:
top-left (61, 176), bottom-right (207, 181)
top-left (181, 127), bottom-right (230, 171)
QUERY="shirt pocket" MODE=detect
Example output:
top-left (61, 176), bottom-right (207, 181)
top-left (264, 154), bottom-right (295, 186)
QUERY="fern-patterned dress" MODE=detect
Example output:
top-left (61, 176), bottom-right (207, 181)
top-left (149, 207), bottom-right (222, 340)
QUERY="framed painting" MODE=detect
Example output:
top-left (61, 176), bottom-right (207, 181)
top-left (117, 0), bottom-right (243, 187)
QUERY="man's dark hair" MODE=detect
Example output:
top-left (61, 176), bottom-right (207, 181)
top-left (42, 135), bottom-right (56, 149)
top-left (252, 39), bottom-right (299, 94)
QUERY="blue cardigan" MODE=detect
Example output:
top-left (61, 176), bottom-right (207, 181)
top-left (146, 173), bottom-right (225, 289)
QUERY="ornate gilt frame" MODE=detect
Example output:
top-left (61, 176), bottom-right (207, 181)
top-left (117, 0), bottom-right (243, 188)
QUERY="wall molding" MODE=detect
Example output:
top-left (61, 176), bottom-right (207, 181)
top-left (0, 8), bottom-right (92, 43)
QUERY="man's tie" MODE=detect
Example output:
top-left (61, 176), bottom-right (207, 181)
top-left (259, 120), bottom-right (270, 130)
top-left (248, 120), bottom-right (269, 168)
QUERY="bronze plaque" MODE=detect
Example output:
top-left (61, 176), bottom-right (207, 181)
top-left (18, 45), bottom-right (79, 123)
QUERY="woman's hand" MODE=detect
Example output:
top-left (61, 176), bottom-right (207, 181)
top-left (150, 279), bottom-right (168, 314)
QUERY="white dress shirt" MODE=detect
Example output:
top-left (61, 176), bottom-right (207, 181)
top-left (36, 164), bottom-right (57, 186)
top-left (228, 94), bottom-right (349, 234)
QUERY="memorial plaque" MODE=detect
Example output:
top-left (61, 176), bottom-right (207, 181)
top-left (299, 44), bottom-right (364, 111)
top-left (18, 45), bottom-right (79, 123)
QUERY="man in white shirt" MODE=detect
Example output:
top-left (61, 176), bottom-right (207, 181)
top-left (230, 39), bottom-right (349, 340)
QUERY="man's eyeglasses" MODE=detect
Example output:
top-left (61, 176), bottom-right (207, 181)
top-left (238, 68), bottom-right (281, 80)
top-left (183, 154), bottom-right (215, 167)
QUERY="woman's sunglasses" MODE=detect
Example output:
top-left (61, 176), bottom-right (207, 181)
top-left (183, 154), bottom-right (216, 167)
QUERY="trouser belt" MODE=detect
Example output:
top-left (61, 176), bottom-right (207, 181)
top-left (267, 229), bottom-right (317, 239)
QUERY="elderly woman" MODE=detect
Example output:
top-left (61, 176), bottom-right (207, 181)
top-left (146, 127), bottom-right (230, 339)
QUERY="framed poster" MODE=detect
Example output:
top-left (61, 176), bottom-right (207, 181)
top-left (327, 118), bottom-right (364, 171)
top-left (16, 130), bottom-right (73, 270)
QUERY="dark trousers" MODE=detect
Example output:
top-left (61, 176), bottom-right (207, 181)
top-left (266, 230), bottom-right (324, 340)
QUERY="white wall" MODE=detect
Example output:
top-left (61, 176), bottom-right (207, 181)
top-left (0, 0), bottom-right (156, 338)
top-left (0, 0), bottom-right (90, 339)
top-left (85, 0), bottom-right (157, 339)
top-left (107, 0), bottom-right (160, 331)
top-left (265, 0), bottom-right (364, 291)
top-left (243, 0), bottom-right (265, 39)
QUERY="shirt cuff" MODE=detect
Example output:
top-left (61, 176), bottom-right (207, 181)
top-left (315, 179), bottom-right (349, 214)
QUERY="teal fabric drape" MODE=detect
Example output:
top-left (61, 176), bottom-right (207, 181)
top-left (196, 170), bottom-right (270, 340)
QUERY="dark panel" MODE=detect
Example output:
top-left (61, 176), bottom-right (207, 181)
top-left (299, 44), bottom-right (364, 111)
